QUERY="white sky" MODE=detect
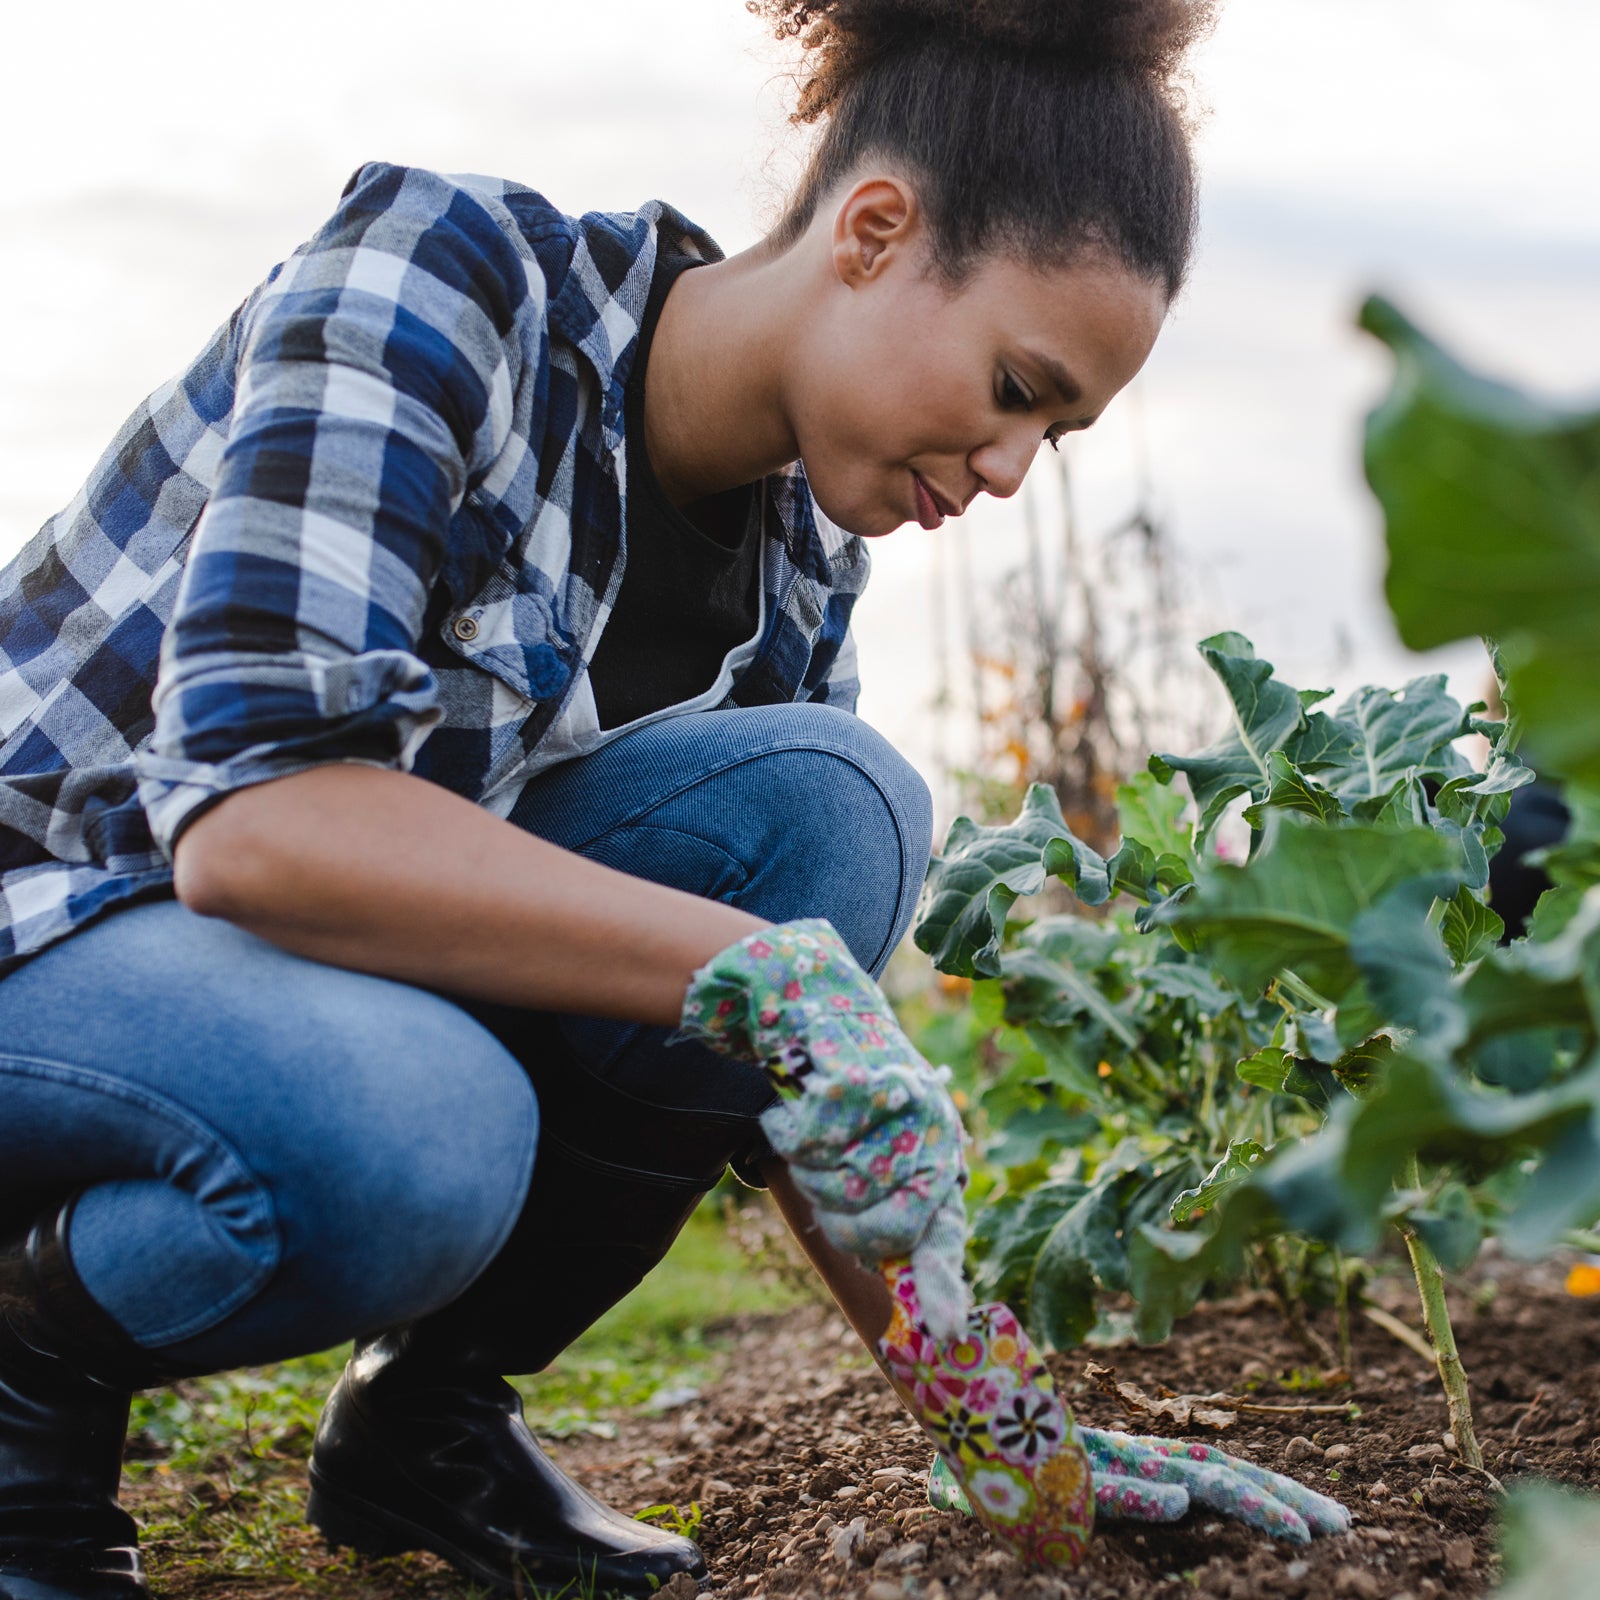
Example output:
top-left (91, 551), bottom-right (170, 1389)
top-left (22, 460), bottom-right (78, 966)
top-left (4, 0), bottom-right (1597, 804)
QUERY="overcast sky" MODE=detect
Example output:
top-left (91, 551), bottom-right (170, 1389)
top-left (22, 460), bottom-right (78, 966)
top-left (4, 0), bottom-right (1596, 804)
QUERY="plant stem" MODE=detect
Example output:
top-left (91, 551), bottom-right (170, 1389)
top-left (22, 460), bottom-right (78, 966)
top-left (1334, 1248), bottom-right (1352, 1376)
top-left (1397, 1157), bottom-right (1483, 1470)
top-left (1275, 969), bottom-right (1337, 1016)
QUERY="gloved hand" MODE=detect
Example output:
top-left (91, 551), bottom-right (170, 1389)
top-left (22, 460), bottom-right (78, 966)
top-left (677, 918), bottom-right (971, 1339)
top-left (927, 1427), bottom-right (1351, 1545)
top-left (879, 1258), bottom-right (1094, 1569)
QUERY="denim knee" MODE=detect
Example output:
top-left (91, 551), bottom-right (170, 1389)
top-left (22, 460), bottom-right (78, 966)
top-left (153, 1017), bottom-right (540, 1367)
top-left (731, 705), bottom-right (933, 976)
top-left (275, 1042), bottom-right (539, 1326)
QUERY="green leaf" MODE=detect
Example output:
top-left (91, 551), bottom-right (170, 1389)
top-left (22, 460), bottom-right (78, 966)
top-left (1261, 1053), bottom-right (1600, 1258)
top-left (1171, 1140), bottom-right (1268, 1222)
top-left (1473, 1028), bottom-right (1563, 1093)
top-left (1304, 678), bottom-right (1472, 804)
top-left (1137, 963), bottom-right (1236, 1017)
top-left (1348, 883), bottom-right (1467, 1059)
top-left (1150, 635), bottom-right (1308, 843)
top-left (1406, 1182), bottom-right (1483, 1272)
top-left (915, 784), bottom-right (1109, 977)
top-left (1360, 294), bottom-right (1600, 784)
top-left (1000, 945), bottom-right (1141, 1051)
top-left (1441, 886), bottom-right (1505, 967)
top-left (1237, 1047), bottom-right (1292, 1093)
top-left (1462, 887), bottom-right (1600, 1045)
top-left (1105, 836), bottom-right (1195, 905)
top-left (1542, 786), bottom-right (1600, 893)
top-left (983, 1102), bottom-right (1100, 1170)
top-left (1155, 815), bottom-right (1464, 1002)
top-left (1030, 1173), bottom-right (1134, 1348)
top-left (1241, 751), bottom-right (1346, 828)
top-left (1115, 771), bottom-right (1195, 861)
top-left (1497, 1483), bottom-right (1600, 1600)
top-left (970, 1179), bottom-right (1087, 1311)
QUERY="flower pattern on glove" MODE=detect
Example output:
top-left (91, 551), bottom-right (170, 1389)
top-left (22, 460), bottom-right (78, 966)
top-left (877, 1258), bottom-right (1093, 1569)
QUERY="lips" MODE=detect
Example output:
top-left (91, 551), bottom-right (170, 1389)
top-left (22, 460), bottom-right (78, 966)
top-left (912, 472), bottom-right (955, 530)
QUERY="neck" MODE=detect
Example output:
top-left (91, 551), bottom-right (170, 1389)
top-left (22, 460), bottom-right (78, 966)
top-left (643, 242), bottom-right (802, 507)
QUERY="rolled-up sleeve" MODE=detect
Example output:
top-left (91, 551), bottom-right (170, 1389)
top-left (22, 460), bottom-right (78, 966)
top-left (137, 163), bottom-right (532, 857)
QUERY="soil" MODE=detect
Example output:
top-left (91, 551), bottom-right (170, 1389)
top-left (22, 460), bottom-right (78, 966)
top-left (128, 1258), bottom-right (1600, 1600)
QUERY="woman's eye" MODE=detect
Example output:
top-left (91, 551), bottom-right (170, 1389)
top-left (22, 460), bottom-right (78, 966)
top-left (999, 372), bottom-right (1030, 409)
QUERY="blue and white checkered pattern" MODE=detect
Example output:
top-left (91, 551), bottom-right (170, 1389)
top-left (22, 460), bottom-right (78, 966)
top-left (0, 162), bottom-right (868, 975)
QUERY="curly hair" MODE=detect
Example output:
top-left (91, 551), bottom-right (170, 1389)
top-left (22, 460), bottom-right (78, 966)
top-left (751, 0), bottom-right (1216, 296)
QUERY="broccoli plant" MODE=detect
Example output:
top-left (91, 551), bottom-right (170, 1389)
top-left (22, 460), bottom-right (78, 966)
top-left (916, 297), bottom-right (1600, 1473)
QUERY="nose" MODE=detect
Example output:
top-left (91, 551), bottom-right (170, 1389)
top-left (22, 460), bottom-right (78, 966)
top-left (970, 427), bottom-right (1041, 502)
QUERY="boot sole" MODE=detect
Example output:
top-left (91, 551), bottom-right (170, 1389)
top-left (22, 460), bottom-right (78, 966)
top-left (306, 1470), bottom-right (709, 1597)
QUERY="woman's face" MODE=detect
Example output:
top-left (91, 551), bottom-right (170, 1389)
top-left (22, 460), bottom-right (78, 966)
top-left (787, 180), bottom-right (1168, 538)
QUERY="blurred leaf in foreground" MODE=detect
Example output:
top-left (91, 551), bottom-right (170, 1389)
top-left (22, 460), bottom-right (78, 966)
top-left (1361, 294), bottom-right (1600, 785)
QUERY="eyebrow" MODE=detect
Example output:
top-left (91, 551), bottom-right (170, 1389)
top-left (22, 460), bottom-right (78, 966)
top-left (1021, 349), bottom-right (1082, 408)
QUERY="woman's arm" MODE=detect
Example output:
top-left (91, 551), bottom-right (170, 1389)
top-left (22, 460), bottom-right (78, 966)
top-left (175, 762), bottom-right (764, 1025)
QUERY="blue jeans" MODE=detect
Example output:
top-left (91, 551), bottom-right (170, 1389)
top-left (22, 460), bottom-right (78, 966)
top-left (0, 706), bottom-right (931, 1373)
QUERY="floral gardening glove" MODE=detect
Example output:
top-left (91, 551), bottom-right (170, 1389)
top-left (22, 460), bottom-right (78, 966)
top-left (928, 1427), bottom-right (1350, 1545)
top-left (677, 918), bottom-right (971, 1340)
top-left (879, 1258), bottom-right (1094, 1569)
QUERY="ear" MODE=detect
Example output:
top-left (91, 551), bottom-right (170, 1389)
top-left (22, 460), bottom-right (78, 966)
top-left (830, 175), bottom-right (919, 287)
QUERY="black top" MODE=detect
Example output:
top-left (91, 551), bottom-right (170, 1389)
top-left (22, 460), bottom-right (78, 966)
top-left (586, 254), bottom-right (763, 730)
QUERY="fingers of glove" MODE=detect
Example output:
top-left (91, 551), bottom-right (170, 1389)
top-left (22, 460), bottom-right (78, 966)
top-left (1107, 1432), bottom-right (1351, 1538)
top-left (792, 1178), bottom-right (939, 1261)
top-left (1080, 1429), bottom-right (1312, 1545)
top-left (762, 1058), bottom-right (960, 1153)
top-left (760, 1096), bottom-right (963, 1211)
top-left (770, 1133), bottom-right (961, 1221)
top-left (1093, 1477), bottom-right (1192, 1523)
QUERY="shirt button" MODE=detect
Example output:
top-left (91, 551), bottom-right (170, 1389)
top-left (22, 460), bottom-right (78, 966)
top-left (453, 615), bottom-right (480, 642)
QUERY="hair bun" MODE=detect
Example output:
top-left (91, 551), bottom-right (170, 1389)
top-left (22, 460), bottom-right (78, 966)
top-left (756, 0), bottom-right (1214, 89)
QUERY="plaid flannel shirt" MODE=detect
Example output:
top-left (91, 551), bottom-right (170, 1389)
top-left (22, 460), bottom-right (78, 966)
top-left (0, 162), bottom-right (869, 976)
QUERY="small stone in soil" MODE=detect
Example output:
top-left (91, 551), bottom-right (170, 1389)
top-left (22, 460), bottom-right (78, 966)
top-left (876, 1541), bottom-right (928, 1569)
top-left (1324, 1443), bottom-right (1353, 1462)
top-left (1334, 1567), bottom-right (1382, 1599)
top-left (1408, 1442), bottom-right (1446, 1462)
top-left (1367, 1479), bottom-right (1392, 1500)
top-left (1284, 1436), bottom-right (1323, 1462)
top-left (865, 1584), bottom-right (901, 1600)
top-left (1445, 1537), bottom-right (1476, 1572)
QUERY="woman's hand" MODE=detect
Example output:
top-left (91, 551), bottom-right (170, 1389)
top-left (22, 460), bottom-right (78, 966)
top-left (677, 918), bottom-right (971, 1339)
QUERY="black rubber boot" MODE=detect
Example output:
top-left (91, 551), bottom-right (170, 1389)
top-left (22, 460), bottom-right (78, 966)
top-left (0, 1198), bottom-right (180, 1600)
top-left (307, 1128), bottom-right (712, 1596)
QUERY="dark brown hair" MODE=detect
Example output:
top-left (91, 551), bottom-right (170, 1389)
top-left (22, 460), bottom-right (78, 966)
top-left (753, 0), bottom-right (1215, 297)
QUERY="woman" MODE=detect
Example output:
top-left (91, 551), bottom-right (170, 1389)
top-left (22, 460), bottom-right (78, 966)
top-left (0, 2), bottom-right (1210, 1595)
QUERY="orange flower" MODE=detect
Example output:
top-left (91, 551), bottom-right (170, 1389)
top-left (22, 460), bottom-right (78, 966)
top-left (1566, 1263), bottom-right (1600, 1297)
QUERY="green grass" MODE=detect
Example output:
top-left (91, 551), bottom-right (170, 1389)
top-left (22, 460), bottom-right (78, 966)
top-left (515, 1200), bottom-right (809, 1435)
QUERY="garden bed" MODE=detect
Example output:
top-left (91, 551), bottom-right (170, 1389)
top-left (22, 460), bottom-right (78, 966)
top-left (561, 1261), bottom-right (1597, 1599)
top-left (128, 1254), bottom-right (1600, 1600)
